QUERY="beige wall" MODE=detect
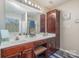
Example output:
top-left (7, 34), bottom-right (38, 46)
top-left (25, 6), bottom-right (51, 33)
top-left (55, 0), bottom-right (79, 55)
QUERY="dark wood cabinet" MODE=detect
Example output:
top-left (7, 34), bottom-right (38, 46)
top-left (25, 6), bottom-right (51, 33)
top-left (1, 36), bottom-right (57, 58)
top-left (47, 9), bottom-right (60, 50)
top-left (1, 45), bottom-right (22, 58)
top-left (22, 43), bottom-right (34, 58)
top-left (47, 13), bottom-right (56, 33)
top-left (1, 39), bottom-right (48, 58)
top-left (40, 14), bottom-right (45, 32)
top-left (1, 43), bottom-right (34, 58)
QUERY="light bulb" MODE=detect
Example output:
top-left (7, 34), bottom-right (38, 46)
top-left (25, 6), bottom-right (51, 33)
top-left (25, 0), bottom-right (27, 3)
top-left (28, 1), bottom-right (31, 5)
top-left (32, 3), bottom-right (34, 6)
top-left (37, 5), bottom-right (40, 8)
top-left (35, 4), bottom-right (37, 7)
top-left (36, 5), bottom-right (38, 7)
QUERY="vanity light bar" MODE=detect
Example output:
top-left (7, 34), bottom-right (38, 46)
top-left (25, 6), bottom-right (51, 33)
top-left (27, 0), bottom-right (41, 10)
top-left (25, 0), bottom-right (27, 3)
top-left (27, 1), bottom-right (32, 5)
top-left (16, 0), bottom-right (41, 10)
top-left (32, 3), bottom-right (34, 6)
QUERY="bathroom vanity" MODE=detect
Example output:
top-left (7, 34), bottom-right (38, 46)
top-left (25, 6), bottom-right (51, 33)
top-left (0, 0), bottom-right (60, 58)
top-left (0, 33), bottom-right (56, 58)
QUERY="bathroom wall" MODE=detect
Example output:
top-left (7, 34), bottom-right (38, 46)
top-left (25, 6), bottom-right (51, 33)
top-left (55, 0), bottom-right (79, 56)
top-left (0, 0), bottom-right (5, 29)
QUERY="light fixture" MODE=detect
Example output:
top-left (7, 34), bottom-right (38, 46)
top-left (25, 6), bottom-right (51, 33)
top-left (31, 3), bottom-right (34, 6)
top-left (35, 4), bottom-right (38, 8)
top-left (37, 5), bottom-right (40, 8)
top-left (28, 1), bottom-right (32, 5)
top-left (16, 0), bottom-right (42, 10)
top-left (25, 0), bottom-right (27, 3)
top-left (38, 6), bottom-right (41, 10)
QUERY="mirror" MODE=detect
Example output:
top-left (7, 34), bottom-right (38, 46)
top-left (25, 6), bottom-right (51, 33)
top-left (5, 0), bottom-right (25, 33)
top-left (5, 0), bottom-right (42, 35)
top-left (5, 17), bottom-right (19, 32)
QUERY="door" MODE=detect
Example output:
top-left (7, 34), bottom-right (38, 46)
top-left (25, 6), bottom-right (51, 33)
top-left (47, 12), bottom-right (56, 33)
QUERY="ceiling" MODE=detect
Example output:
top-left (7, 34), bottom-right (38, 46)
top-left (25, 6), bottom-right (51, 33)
top-left (30, 0), bottom-right (71, 11)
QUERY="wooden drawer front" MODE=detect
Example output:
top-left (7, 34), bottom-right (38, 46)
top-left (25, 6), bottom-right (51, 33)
top-left (1, 45), bottom-right (22, 57)
top-left (34, 40), bottom-right (47, 47)
top-left (23, 43), bottom-right (34, 50)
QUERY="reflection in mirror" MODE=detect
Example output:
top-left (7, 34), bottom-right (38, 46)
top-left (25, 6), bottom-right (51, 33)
top-left (5, 0), bottom-right (25, 33)
top-left (27, 12), bottom-right (41, 35)
top-left (5, 17), bottom-right (19, 32)
top-left (5, 0), bottom-right (42, 36)
top-left (28, 19), bottom-right (36, 35)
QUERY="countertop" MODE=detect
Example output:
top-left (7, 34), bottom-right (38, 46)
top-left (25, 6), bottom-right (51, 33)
top-left (0, 33), bottom-right (56, 49)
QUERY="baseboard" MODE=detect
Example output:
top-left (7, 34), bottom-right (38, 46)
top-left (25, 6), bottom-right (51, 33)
top-left (60, 48), bottom-right (79, 57)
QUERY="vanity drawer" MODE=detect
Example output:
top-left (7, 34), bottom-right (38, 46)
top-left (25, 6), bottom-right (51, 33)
top-left (34, 40), bottom-right (47, 47)
top-left (23, 43), bottom-right (34, 50)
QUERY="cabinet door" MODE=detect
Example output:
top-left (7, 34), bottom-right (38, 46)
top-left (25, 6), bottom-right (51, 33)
top-left (40, 14), bottom-right (45, 32)
top-left (47, 9), bottom-right (60, 50)
top-left (1, 45), bottom-right (22, 58)
top-left (47, 12), bottom-right (56, 33)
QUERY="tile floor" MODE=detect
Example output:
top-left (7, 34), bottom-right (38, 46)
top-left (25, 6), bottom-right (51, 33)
top-left (38, 50), bottom-right (79, 58)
